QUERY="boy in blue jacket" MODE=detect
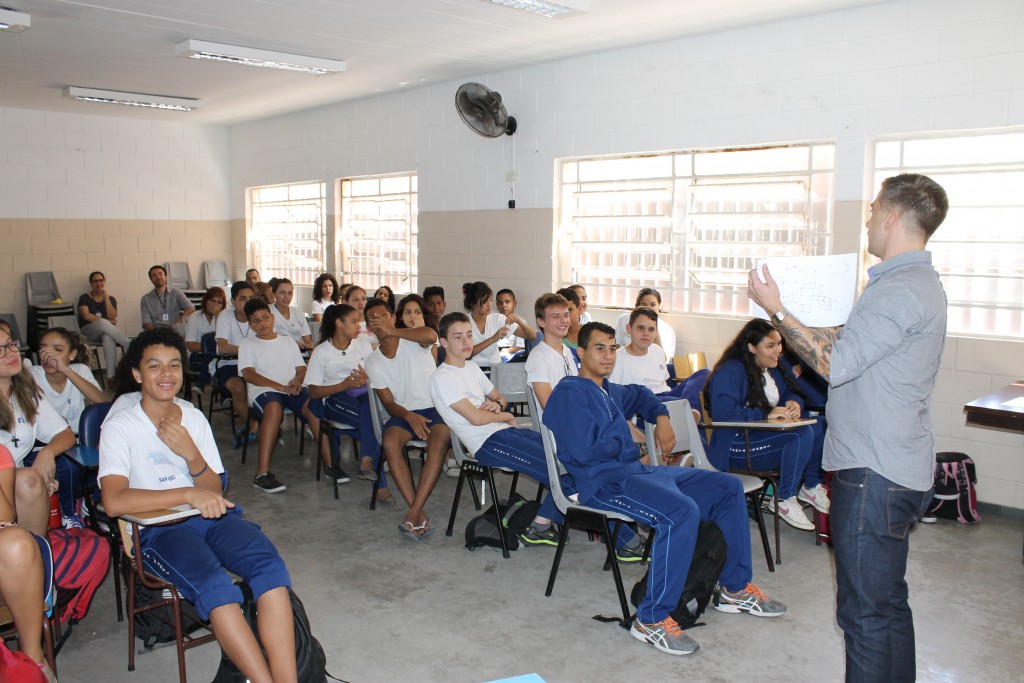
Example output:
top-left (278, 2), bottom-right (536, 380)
top-left (543, 322), bottom-right (787, 657)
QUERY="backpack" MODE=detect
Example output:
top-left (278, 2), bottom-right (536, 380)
top-left (132, 575), bottom-right (206, 650)
top-left (0, 639), bottom-right (47, 683)
top-left (464, 493), bottom-right (540, 552)
top-left (629, 522), bottom-right (727, 629)
top-left (47, 526), bottom-right (110, 623)
top-left (929, 452), bottom-right (980, 524)
top-left (212, 583), bottom-right (332, 683)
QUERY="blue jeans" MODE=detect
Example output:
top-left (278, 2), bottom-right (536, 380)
top-left (831, 468), bottom-right (931, 683)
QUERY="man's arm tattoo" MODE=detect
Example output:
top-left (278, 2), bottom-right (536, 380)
top-left (778, 319), bottom-right (841, 378)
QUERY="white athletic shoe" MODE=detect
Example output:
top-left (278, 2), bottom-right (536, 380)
top-left (767, 495), bottom-right (815, 531)
top-left (797, 483), bottom-right (830, 513)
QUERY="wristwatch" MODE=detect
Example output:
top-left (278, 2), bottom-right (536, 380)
top-left (771, 309), bottom-right (788, 326)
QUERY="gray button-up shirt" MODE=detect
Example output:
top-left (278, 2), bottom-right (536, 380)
top-left (826, 250), bottom-right (947, 491)
top-left (140, 287), bottom-right (193, 328)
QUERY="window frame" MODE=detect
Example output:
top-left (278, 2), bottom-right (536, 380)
top-left (248, 180), bottom-right (327, 287)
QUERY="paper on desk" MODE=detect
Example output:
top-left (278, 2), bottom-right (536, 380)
top-left (753, 253), bottom-right (857, 327)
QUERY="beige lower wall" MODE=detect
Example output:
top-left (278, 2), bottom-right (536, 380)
top-left (1, 217), bottom-right (234, 336)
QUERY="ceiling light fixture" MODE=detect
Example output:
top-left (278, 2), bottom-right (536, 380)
top-left (0, 7), bottom-right (31, 32)
top-left (63, 87), bottom-right (199, 112)
top-left (479, 0), bottom-right (589, 19)
top-left (175, 39), bottom-right (346, 75)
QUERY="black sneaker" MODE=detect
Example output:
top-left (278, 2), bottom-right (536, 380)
top-left (253, 471), bottom-right (287, 493)
top-left (324, 464), bottom-right (351, 484)
top-left (616, 541), bottom-right (646, 563)
top-left (519, 524), bottom-right (560, 546)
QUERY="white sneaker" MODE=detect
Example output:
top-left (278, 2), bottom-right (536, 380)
top-left (797, 483), bottom-right (830, 513)
top-left (767, 495), bottom-right (814, 531)
top-left (445, 457), bottom-right (461, 478)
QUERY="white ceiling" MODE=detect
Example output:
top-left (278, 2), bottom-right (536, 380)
top-left (0, 0), bottom-right (880, 125)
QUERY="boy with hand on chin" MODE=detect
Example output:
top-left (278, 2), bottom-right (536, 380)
top-left (429, 312), bottom-right (570, 546)
top-left (239, 298), bottom-right (328, 494)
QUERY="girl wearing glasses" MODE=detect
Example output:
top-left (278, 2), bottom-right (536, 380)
top-left (78, 271), bottom-right (132, 381)
top-left (0, 327), bottom-right (76, 536)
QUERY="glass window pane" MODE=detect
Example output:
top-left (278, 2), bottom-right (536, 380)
top-left (340, 174), bottom-right (418, 294)
top-left (249, 181), bottom-right (325, 286)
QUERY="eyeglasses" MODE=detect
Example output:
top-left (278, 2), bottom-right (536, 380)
top-left (0, 341), bottom-right (22, 358)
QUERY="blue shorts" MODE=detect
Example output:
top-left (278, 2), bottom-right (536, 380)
top-left (215, 363), bottom-right (240, 389)
top-left (251, 388), bottom-right (311, 421)
top-left (384, 407), bottom-right (445, 437)
top-left (140, 507), bottom-right (291, 621)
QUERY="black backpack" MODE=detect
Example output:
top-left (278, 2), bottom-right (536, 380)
top-left (464, 493), bottom-right (540, 552)
top-left (929, 451), bottom-right (981, 524)
top-left (629, 521), bottom-right (727, 629)
top-left (132, 575), bottom-right (206, 650)
top-left (212, 583), bottom-right (332, 683)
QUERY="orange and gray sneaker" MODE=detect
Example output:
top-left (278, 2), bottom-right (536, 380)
top-left (630, 615), bottom-right (699, 656)
top-left (715, 583), bottom-right (787, 617)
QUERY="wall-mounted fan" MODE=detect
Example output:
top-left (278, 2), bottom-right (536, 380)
top-left (455, 82), bottom-right (517, 137)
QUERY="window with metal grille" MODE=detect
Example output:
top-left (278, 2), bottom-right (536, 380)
top-left (249, 181), bottom-right (326, 286)
top-left (340, 174), bottom-right (418, 293)
top-left (874, 130), bottom-right (1024, 339)
top-left (557, 143), bottom-right (835, 316)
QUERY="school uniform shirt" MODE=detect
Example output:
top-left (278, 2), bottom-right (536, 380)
top-left (525, 341), bottom-right (578, 390)
top-left (357, 321), bottom-right (379, 346)
top-left (184, 312), bottom-right (218, 345)
top-left (0, 394), bottom-right (71, 467)
top-left (609, 345), bottom-right (671, 394)
top-left (365, 338), bottom-right (435, 411)
top-left (237, 335), bottom-right (305, 406)
top-left (98, 398), bottom-right (225, 491)
top-left (213, 310), bottom-right (251, 369)
top-left (29, 363), bottom-right (101, 435)
top-left (272, 305), bottom-right (312, 343)
top-left (470, 312), bottom-right (517, 369)
top-left (429, 362), bottom-right (508, 454)
top-left (305, 337), bottom-right (374, 388)
top-left (103, 392), bottom-right (142, 426)
top-left (310, 299), bottom-right (335, 317)
top-left (614, 312), bottom-right (677, 357)
top-left (140, 287), bottom-right (192, 328)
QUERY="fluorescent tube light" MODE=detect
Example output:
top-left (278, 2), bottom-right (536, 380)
top-left (0, 7), bottom-right (31, 32)
top-left (175, 39), bottom-right (346, 75)
top-left (480, 0), bottom-right (589, 18)
top-left (63, 87), bottom-right (199, 112)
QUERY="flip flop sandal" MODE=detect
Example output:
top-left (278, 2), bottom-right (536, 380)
top-left (413, 521), bottom-right (435, 539)
top-left (399, 521), bottom-right (422, 542)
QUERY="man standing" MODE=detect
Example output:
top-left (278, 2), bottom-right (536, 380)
top-left (748, 173), bottom-right (949, 682)
top-left (140, 265), bottom-right (195, 331)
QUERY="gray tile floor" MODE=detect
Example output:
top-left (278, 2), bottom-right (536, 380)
top-left (55, 415), bottom-right (1024, 683)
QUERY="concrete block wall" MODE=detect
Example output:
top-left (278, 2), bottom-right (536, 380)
top-left (0, 107), bottom-right (234, 335)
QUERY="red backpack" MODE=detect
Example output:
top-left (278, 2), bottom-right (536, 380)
top-left (47, 527), bottom-right (110, 622)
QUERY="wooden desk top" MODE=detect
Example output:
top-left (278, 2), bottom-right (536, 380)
top-left (706, 418), bottom-right (818, 430)
top-left (121, 504), bottom-right (200, 526)
top-left (964, 380), bottom-right (1024, 434)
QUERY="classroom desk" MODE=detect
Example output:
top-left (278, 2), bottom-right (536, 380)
top-left (963, 380), bottom-right (1024, 561)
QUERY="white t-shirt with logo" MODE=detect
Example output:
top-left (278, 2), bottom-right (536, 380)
top-left (610, 344), bottom-right (671, 394)
top-left (238, 335), bottom-right (305, 405)
top-left (0, 393), bottom-right (70, 466)
top-left (98, 398), bottom-right (224, 491)
top-left (366, 338), bottom-right (435, 411)
top-left (525, 341), bottom-right (578, 390)
top-left (429, 362), bottom-right (507, 454)
top-left (214, 310), bottom-right (251, 369)
top-left (29, 363), bottom-right (101, 435)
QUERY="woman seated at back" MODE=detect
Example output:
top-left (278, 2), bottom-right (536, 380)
top-left (0, 442), bottom-right (53, 682)
top-left (706, 318), bottom-right (829, 531)
top-left (98, 328), bottom-right (297, 683)
top-left (463, 281), bottom-right (536, 371)
top-left (0, 325), bottom-right (76, 537)
top-left (310, 273), bottom-right (341, 323)
top-left (271, 278), bottom-right (314, 350)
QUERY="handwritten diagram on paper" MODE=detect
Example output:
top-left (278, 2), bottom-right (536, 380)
top-left (753, 253), bottom-right (858, 327)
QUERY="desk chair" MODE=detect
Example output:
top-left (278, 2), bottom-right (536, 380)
top-left (118, 517), bottom-right (216, 683)
top-left (0, 533), bottom-right (58, 678)
top-left (367, 389), bottom-right (426, 511)
top-left (203, 260), bottom-right (230, 288)
top-left (489, 363), bottom-right (531, 423)
top-left (164, 262), bottom-right (194, 291)
top-left (315, 414), bottom-right (359, 500)
top-left (645, 399), bottom-right (775, 572)
top-left (444, 430), bottom-right (520, 559)
top-left (528, 386), bottom-right (638, 626)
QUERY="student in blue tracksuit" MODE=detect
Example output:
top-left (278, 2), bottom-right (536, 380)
top-left (706, 318), bottom-right (828, 531)
top-left (544, 322), bottom-right (787, 657)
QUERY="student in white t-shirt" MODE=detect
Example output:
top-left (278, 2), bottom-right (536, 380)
top-left (0, 326), bottom-right (76, 537)
top-left (365, 295), bottom-right (449, 539)
top-left (342, 285), bottom-right (379, 346)
top-left (310, 272), bottom-right (341, 323)
top-left (306, 303), bottom-right (390, 504)
top-left (495, 288), bottom-right (524, 361)
top-left (98, 328), bottom-right (297, 683)
top-left (430, 312), bottom-right (569, 546)
top-left (524, 293), bottom-right (578, 410)
top-left (462, 281), bottom-right (536, 370)
top-left (184, 287), bottom-right (226, 386)
top-left (215, 282), bottom-right (258, 447)
top-left (611, 308), bottom-right (710, 411)
top-left (239, 299), bottom-right (330, 495)
top-left (555, 287), bottom-right (584, 353)
top-left (31, 327), bottom-right (106, 520)
top-left (570, 284), bottom-right (593, 325)
top-left (614, 287), bottom-right (677, 356)
top-left (271, 278), bottom-right (314, 350)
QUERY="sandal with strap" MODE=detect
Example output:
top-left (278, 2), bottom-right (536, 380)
top-left (399, 521), bottom-right (422, 542)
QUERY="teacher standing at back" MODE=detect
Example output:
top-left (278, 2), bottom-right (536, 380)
top-left (748, 173), bottom-right (949, 683)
